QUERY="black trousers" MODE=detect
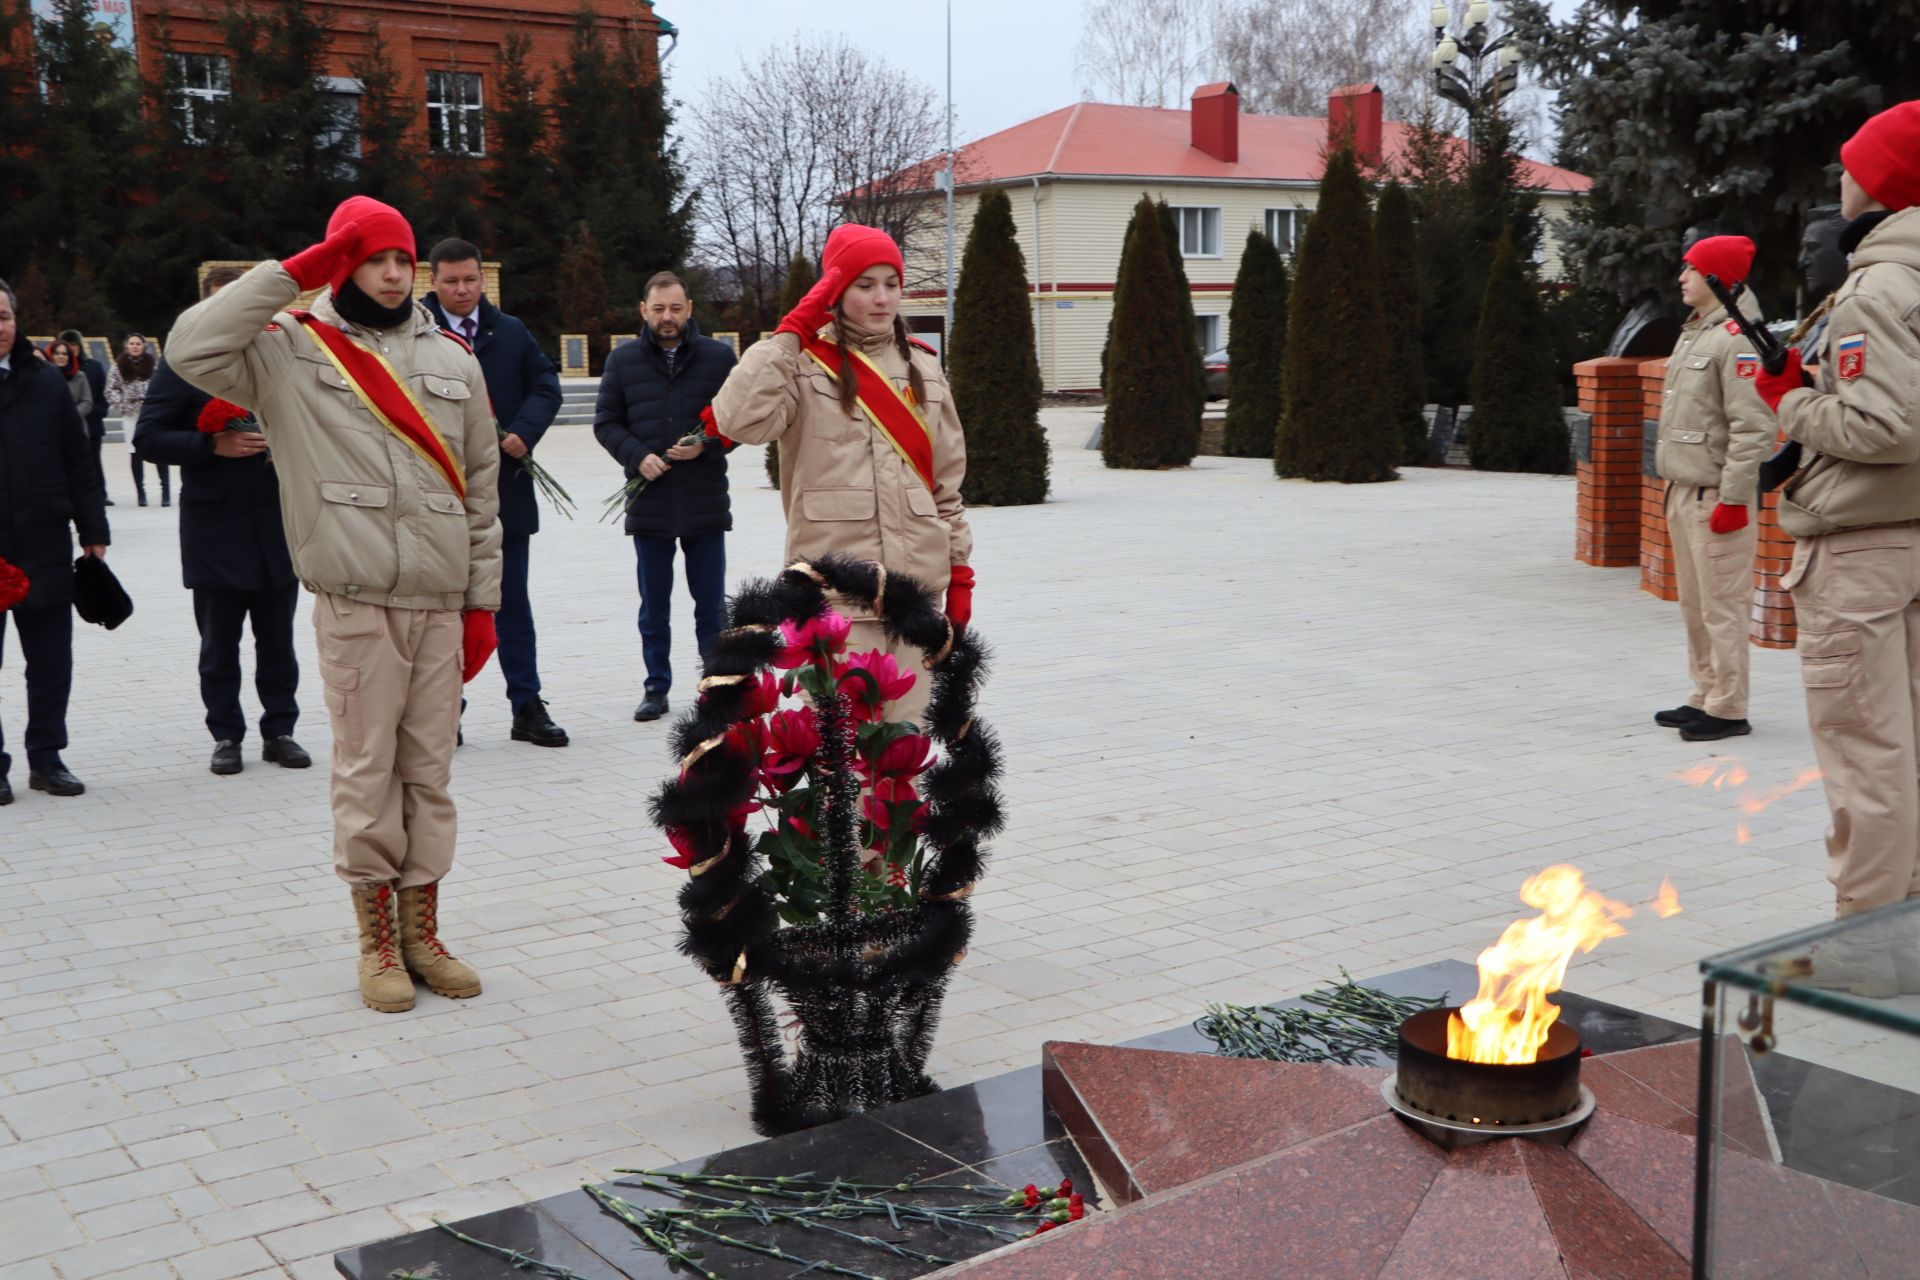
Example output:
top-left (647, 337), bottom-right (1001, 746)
top-left (192, 583), bottom-right (300, 743)
top-left (131, 453), bottom-right (171, 502)
top-left (0, 602), bottom-right (75, 776)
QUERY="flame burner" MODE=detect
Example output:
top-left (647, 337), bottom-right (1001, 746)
top-left (1383, 1008), bottom-right (1594, 1149)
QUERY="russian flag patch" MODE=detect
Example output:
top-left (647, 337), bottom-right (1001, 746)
top-left (1735, 353), bottom-right (1758, 380)
top-left (1837, 332), bottom-right (1866, 381)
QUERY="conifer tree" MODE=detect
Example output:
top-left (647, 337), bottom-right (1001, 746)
top-left (488, 29), bottom-right (563, 347)
top-left (765, 253), bottom-right (819, 487)
top-left (1154, 199), bottom-right (1206, 466)
top-left (347, 25), bottom-right (424, 222)
top-left (1373, 182), bottom-right (1429, 465)
top-left (59, 260), bottom-right (117, 337)
top-left (1468, 228), bottom-right (1569, 474)
top-left (1220, 228), bottom-right (1288, 458)
top-left (559, 223), bottom-right (613, 374)
top-left (1102, 197), bottom-right (1195, 470)
top-left (13, 263), bottom-right (53, 336)
top-left (949, 187), bottom-right (1048, 505)
top-left (1275, 145), bottom-right (1398, 484)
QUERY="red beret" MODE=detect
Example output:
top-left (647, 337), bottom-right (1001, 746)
top-left (1683, 236), bottom-right (1757, 288)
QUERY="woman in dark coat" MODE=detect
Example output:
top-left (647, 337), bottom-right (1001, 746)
top-left (44, 340), bottom-right (94, 424)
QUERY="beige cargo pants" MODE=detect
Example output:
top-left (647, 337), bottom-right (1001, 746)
top-left (313, 592), bottom-right (462, 889)
top-left (1784, 524), bottom-right (1920, 916)
top-left (1667, 483), bottom-right (1755, 720)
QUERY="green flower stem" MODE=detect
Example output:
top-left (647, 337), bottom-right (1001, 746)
top-left (429, 1218), bottom-right (602, 1280)
top-left (595, 1187), bottom-right (886, 1280)
top-left (582, 1187), bottom-right (725, 1280)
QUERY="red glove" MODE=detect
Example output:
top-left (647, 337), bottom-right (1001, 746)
top-left (773, 268), bottom-right (845, 342)
top-left (282, 220), bottom-right (365, 291)
top-left (944, 564), bottom-right (975, 632)
top-left (1709, 502), bottom-right (1749, 534)
top-left (461, 610), bottom-right (497, 684)
top-left (1755, 349), bottom-right (1810, 415)
top-left (699, 404), bottom-right (734, 449)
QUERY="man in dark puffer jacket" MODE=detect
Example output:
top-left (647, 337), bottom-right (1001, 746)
top-left (592, 272), bottom-right (736, 722)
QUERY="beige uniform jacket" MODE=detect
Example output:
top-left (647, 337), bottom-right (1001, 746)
top-left (1654, 294), bottom-right (1773, 506)
top-left (167, 261), bottom-right (503, 612)
top-left (1778, 208), bottom-right (1920, 538)
top-left (711, 326), bottom-right (972, 601)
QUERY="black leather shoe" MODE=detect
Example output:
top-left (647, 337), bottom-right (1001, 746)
top-left (1681, 714), bottom-right (1752, 742)
top-left (1654, 706), bottom-right (1705, 729)
top-left (0, 776), bottom-right (12, 806)
top-left (210, 740), bottom-right (243, 775)
top-left (29, 766), bottom-right (85, 796)
top-left (262, 737), bottom-right (311, 768)
top-left (633, 694), bottom-right (669, 722)
top-left (511, 699), bottom-right (570, 747)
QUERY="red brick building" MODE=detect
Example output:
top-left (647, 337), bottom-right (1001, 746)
top-left (131, 0), bottom-right (672, 155)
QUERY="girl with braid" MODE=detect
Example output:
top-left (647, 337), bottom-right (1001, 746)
top-left (711, 225), bottom-right (974, 728)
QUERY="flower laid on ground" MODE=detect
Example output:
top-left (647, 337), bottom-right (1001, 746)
top-left (0, 555), bottom-right (29, 612)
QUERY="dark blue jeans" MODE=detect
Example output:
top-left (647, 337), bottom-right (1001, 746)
top-left (496, 534), bottom-right (542, 712)
top-left (0, 602), bottom-right (75, 776)
top-left (193, 582), bottom-right (300, 743)
top-left (634, 531), bottom-right (726, 698)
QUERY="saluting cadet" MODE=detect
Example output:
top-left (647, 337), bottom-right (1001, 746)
top-left (1652, 235), bottom-right (1773, 743)
top-left (1757, 101), bottom-right (1920, 995)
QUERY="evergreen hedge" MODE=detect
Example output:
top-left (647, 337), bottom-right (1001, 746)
top-left (765, 253), bottom-right (819, 488)
top-left (1275, 146), bottom-right (1399, 484)
top-left (1373, 183), bottom-right (1430, 466)
top-left (1468, 228), bottom-right (1570, 474)
top-left (949, 188), bottom-right (1049, 505)
top-left (1102, 197), bottom-right (1198, 470)
top-left (1221, 229), bottom-right (1288, 458)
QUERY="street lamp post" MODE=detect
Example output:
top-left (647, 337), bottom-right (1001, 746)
top-left (1429, 1), bottom-right (1523, 166)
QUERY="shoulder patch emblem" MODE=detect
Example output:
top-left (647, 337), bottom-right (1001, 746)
top-left (1836, 332), bottom-right (1866, 382)
top-left (1734, 353), bottom-right (1758, 379)
top-left (1725, 320), bottom-right (1741, 334)
top-left (439, 327), bottom-right (473, 354)
top-left (264, 322), bottom-right (281, 332)
top-left (907, 336), bottom-right (938, 355)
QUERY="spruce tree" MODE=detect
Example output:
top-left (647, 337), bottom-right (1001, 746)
top-left (13, 263), bottom-right (53, 336)
top-left (558, 222), bottom-right (613, 374)
top-left (1399, 107), bottom-right (1476, 409)
top-left (59, 260), bottom-right (117, 337)
top-left (1468, 228), bottom-right (1569, 474)
top-left (489, 30), bottom-right (563, 347)
top-left (1220, 228), bottom-right (1288, 458)
top-left (1102, 197), bottom-right (1193, 470)
top-left (1373, 183), bottom-right (1429, 466)
top-left (765, 253), bottom-right (819, 487)
top-left (949, 187), bottom-right (1048, 505)
top-left (1275, 145), bottom-right (1398, 484)
top-left (347, 25), bottom-right (424, 222)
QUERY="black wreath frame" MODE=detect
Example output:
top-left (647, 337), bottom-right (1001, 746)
top-left (651, 554), bottom-right (1004, 1134)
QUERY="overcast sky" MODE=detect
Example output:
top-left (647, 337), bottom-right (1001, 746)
top-left (659, 1), bottom-right (1582, 149)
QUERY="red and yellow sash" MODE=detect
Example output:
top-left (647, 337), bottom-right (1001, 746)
top-left (288, 311), bottom-right (466, 499)
top-left (797, 334), bottom-right (935, 492)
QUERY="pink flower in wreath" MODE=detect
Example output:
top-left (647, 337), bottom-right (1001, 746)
top-left (864, 776), bottom-right (928, 832)
top-left (763, 708), bottom-right (820, 788)
top-left (836, 650), bottom-right (917, 722)
top-left (724, 716), bottom-right (770, 764)
top-left (739, 670), bottom-right (781, 718)
top-left (773, 610), bottom-right (853, 669)
top-left (861, 733), bottom-right (934, 784)
top-left (661, 802), bottom-right (758, 870)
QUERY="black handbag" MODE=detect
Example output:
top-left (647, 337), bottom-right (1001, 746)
top-left (72, 554), bottom-right (133, 630)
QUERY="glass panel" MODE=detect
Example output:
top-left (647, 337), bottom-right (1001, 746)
top-left (1697, 901), bottom-right (1920, 1277)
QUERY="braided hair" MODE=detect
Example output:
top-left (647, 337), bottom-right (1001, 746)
top-left (831, 308), bottom-right (928, 416)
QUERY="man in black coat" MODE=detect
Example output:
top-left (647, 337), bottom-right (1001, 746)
top-left (422, 239), bottom-right (568, 747)
top-left (132, 268), bottom-right (309, 777)
top-left (0, 281), bottom-right (110, 802)
top-left (593, 271), bottom-right (737, 722)
top-left (60, 328), bottom-right (110, 505)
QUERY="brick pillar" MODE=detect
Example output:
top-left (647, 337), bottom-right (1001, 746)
top-left (1751, 429), bottom-right (1797, 649)
top-left (1637, 358), bottom-right (1678, 600)
top-left (1574, 357), bottom-right (1647, 567)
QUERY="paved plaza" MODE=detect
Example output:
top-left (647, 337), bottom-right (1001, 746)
top-left (0, 407), bottom-right (1881, 1278)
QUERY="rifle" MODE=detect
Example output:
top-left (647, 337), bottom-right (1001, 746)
top-left (1704, 273), bottom-right (1801, 492)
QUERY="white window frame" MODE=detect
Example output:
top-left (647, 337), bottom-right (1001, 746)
top-left (426, 70), bottom-right (485, 156)
top-left (1172, 205), bottom-right (1222, 259)
top-left (168, 53), bottom-right (230, 145)
top-left (319, 75), bottom-right (363, 163)
top-left (1264, 207), bottom-right (1309, 256)
top-left (1195, 313), bottom-right (1223, 355)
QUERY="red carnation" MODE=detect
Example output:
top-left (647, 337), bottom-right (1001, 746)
top-left (196, 399), bottom-right (252, 434)
top-left (0, 556), bottom-right (29, 612)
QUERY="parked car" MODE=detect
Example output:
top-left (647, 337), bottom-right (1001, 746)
top-left (1204, 348), bottom-right (1228, 400)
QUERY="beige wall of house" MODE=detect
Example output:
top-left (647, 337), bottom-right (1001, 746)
top-left (902, 182), bottom-right (1581, 393)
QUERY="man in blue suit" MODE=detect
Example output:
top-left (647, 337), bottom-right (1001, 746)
top-left (423, 240), bottom-right (567, 747)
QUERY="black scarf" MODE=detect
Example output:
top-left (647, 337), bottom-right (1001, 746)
top-left (333, 278), bottom-right (416, 331)
top-left (1840, 210), bottom-right (1896, 257)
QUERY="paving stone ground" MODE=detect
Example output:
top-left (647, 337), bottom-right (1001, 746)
top-left (1, 407), bottom-right (1902, 1278)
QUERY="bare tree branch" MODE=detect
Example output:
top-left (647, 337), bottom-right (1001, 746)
top-left (1074, 0), bottom-right (1213, 107)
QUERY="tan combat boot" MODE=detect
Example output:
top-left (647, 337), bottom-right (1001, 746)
top-left (398, 882), bottom-right (481, 999)
top-left (350, 884), bottom-right (415, 1013)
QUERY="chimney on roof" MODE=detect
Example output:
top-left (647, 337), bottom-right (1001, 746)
top-left (1191, 82), bottom-right (1239, 163)
top-left (1328, 83), bottom-right (1383, 165)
